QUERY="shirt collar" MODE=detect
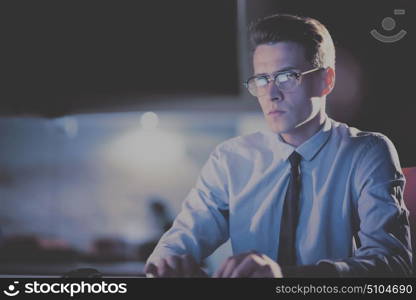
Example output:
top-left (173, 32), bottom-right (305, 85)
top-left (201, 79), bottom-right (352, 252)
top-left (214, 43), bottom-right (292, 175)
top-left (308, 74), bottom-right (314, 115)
top-left (271, 116), bottom-right (333, 162)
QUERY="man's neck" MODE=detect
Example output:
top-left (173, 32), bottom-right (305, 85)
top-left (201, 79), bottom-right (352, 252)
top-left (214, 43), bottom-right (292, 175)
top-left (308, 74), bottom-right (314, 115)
top-left (279, 111), bottom-right (327, 147)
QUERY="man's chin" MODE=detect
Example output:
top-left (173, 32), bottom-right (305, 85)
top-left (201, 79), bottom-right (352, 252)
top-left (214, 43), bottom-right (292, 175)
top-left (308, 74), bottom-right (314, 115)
top-left (268, 123), bottom-right (287, 134)
top-left (269, 128), bottom-right (282, 134)
top-left (267, 118), bottom-right (290, 133)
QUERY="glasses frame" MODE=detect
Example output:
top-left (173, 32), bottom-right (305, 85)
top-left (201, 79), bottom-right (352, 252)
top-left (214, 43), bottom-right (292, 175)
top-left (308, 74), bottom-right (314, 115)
top-left (243, 67), bottom-right (323, 97)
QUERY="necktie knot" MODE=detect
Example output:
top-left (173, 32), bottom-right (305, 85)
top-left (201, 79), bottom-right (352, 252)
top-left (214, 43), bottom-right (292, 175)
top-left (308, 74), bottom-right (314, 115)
top-left (288, 151), bottom-right (301, 169)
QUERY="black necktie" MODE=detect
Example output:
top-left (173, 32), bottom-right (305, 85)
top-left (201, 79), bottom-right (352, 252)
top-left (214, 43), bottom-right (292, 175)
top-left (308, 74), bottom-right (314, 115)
top-left (277, 151), bottom-right (302, 266)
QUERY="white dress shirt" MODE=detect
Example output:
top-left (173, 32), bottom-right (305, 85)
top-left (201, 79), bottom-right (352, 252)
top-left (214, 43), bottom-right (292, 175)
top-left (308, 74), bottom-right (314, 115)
top-left (147, 116), bottom-right (412, 276)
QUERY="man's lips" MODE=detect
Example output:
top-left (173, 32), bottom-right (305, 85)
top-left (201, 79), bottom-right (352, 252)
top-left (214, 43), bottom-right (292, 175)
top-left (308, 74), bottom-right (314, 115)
top-left (268, 110), bottom-right (286, 115)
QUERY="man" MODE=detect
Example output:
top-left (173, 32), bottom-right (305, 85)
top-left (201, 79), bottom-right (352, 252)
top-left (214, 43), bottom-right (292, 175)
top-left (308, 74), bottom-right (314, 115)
top-left (144, 14), bottom-right (412, 277)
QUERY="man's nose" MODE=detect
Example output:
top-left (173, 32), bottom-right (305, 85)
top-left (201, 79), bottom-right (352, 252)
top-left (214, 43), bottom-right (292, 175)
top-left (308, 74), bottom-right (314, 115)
top-left (264, 80), bottom-right (284, 101)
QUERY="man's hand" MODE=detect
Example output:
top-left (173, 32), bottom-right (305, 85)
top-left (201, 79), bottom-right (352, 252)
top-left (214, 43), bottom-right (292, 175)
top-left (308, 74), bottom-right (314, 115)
top-left (213, 251), bottom-right (283, 278)
top-left (144, 254), bottom-right (208, 277)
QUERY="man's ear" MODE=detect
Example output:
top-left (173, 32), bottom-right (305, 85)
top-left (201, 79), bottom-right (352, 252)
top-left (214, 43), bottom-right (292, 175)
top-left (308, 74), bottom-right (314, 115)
top-left (321, 67), bottom-right (335, 96)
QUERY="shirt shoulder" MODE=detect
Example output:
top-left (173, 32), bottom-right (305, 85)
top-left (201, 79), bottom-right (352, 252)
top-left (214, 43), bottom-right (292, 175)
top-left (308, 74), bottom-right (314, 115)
top-left (331, 119), bottom-right (395, 152)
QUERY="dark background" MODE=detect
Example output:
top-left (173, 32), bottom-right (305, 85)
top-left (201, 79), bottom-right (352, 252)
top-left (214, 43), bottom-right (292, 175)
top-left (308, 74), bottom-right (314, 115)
top-left (1, 1), bottom-right (239, 116)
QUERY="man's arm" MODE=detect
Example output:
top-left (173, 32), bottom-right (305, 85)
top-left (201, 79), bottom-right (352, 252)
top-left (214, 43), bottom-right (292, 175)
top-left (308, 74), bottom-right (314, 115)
top-left (145, 144), bottom-right (230, 276)
top-left (315, 135), bottom-right (412, 277)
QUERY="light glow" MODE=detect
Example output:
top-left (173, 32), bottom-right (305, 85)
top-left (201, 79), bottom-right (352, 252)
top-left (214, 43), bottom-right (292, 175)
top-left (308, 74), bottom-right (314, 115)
top-left (140, 112), bottom-right (159, 130)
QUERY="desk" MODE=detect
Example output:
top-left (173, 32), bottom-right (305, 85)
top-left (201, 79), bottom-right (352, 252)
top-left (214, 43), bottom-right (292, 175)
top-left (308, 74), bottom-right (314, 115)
top-left (0, 261), bottom-right (145, 277)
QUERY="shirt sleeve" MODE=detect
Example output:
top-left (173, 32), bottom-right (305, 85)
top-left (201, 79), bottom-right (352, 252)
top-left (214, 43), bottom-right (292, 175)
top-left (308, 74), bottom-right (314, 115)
top-left (318, 135), bottom-right (413, 277)
top-left (146, 143), bottom-right (230, 266)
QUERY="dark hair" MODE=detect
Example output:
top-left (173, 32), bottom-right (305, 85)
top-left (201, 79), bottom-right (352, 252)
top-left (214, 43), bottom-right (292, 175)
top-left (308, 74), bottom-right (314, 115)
top-left (249, 14), bottom-right (335, 69)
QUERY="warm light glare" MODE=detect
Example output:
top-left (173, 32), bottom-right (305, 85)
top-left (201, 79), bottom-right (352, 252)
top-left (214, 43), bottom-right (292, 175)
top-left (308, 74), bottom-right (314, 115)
top-left (140, 112), bottom-right (159, 129)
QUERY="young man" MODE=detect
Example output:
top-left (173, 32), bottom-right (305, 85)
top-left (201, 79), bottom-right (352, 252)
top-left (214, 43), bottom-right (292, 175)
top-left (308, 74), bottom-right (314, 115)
top-left (144, 14), bottom-right (412, 277)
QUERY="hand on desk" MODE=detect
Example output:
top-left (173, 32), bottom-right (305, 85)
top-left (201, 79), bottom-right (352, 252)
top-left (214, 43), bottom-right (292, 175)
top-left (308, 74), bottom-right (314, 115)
top-left (213, 251), bottom-right (283, 278)
top-left (144, 254), bottom-right (208, 277)
top-left (145, 251), bottom-right (282, 278)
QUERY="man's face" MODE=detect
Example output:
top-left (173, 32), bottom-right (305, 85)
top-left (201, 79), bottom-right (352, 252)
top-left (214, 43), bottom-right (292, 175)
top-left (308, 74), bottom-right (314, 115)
top-left (253, 41), bottom-right (322, 134)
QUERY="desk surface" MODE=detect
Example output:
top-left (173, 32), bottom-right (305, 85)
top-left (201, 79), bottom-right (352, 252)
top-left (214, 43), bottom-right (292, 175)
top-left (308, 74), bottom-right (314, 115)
top-left (0, 261), bottom-right (145, 277)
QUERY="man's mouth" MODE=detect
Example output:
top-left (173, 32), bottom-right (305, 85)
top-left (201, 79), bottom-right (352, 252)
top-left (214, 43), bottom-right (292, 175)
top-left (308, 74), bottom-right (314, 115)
top-left (268, 110), bottom-right (286, 116)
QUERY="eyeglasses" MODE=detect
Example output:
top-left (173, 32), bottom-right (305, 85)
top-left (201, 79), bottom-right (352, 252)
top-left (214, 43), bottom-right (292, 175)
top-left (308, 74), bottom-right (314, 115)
top-left (243, 67), bottom-right (322, 97)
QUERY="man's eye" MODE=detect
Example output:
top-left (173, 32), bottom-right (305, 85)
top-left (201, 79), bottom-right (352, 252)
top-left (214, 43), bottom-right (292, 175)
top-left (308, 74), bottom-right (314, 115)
top-left (276, 73), bottom-right (290, 82)
top-left (254, 77), bottom-right (268, 87)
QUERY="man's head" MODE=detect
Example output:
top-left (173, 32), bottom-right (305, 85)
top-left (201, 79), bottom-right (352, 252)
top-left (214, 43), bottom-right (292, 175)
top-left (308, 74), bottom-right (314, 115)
top-left (248, 14), bottom-right (336, 137)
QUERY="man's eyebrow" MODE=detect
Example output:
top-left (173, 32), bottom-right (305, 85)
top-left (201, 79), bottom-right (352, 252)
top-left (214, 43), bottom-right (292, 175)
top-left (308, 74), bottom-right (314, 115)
top-left (254, 66), bottom-right (298, 76)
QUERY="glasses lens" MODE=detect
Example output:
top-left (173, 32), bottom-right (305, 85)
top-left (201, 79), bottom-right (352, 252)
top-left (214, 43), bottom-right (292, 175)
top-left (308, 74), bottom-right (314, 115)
top-left (246, 71), bottom-right (301, 96)
top-left (276, 72), bottom-right (298, 92)
top-left (247, 77), bottom-right (268, 96)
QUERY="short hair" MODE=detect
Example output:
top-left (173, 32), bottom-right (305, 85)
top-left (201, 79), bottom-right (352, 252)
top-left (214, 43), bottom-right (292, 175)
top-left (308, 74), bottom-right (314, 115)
top-left (249, 14), bottom-right (335, 69)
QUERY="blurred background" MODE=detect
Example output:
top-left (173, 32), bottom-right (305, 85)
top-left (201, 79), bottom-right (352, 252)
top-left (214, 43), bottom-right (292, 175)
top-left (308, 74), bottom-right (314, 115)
top-left (0, 0), bottom-right (414, 276)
